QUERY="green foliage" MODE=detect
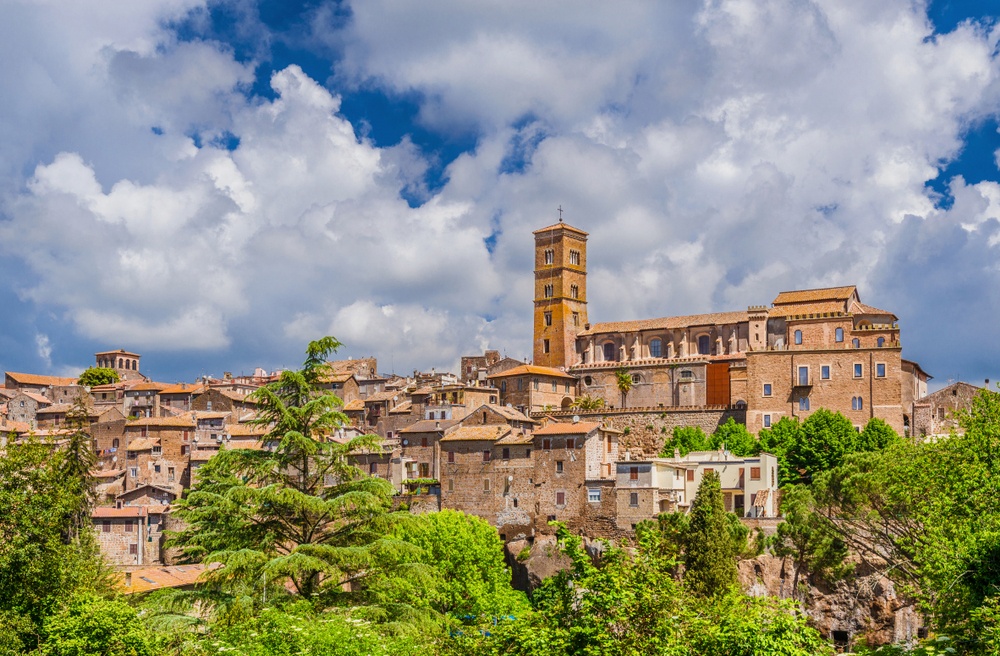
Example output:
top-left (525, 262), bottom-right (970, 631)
top-left (858, 417), bottom-right (902, 452)
top-left (76, 367), bottom-right (120, 387)
top-left (711, 417), bottom-right (759, 457)
top-left (815, 387), bottom-right (1000, 652)
top-left (614, 367), bottom-right (633, 408)
top-left (39, 593), bottom-right (157, 656)
top-left (659, 425), bottom-right (711, 457)
top-left (570, 395), bottom-right (604, 411)
top-left (169, 337), bottom-right (409, 612)
top-left (770, 485), bottom-right (849, 594)
top-left (683, 471), bottom-right (739, 597)
top-left (788, 409), bottom-right (859, 484)
top-left (757, 416), bottom-right (801, 486)
top-left (379, 510), bottom-right (529, 619)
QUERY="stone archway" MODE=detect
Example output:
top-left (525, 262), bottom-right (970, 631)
top-left (561, 397), bottom-right (573, 410)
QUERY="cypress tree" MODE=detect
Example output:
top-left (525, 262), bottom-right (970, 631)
top-left (683, 471), bottom-right (738, 596)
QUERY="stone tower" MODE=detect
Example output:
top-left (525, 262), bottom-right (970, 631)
top-left (95, 349), bottom-right (142, 381)
top-left (533, 218), bottom-right (588, 369)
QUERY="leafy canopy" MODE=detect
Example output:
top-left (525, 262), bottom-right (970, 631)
top-left (77, 367), bottom-right (119, 387)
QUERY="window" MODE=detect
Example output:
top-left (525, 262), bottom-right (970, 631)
top-left (526, 448), bottom-right (531, 458)
top-left (876, 363), bottom-right (886, 378)
top-left (152, 445), bottom-right (161, 455)
top-left (551, 381), bottom-right (557, 392)
top-left (154, 464), bottom-right (161, 474)
top-left (168, 467), bottom-right (175, 481)
top-left (533, 378), bottom-right (539, 390)
top-left (877, 337), bottom-right (885, 347)
top-left (543, 439), bottom-right (551, 450)
top-left (420, 463), bottom-right (430, 477)
top-left (483, 479), bottom-right (491, 493)
top-left (629, 466), bottom-right (639, 481)
top-left (835, 327), bottom-right (844, 342)
top-left (603, 343), bottom-right (615, 361)
top-left (852, 397), bottom-right (863, 411)
top-left (570, 284), bottom-right (579, 299)
top-left (629, 492), bottom-right (639, 507)
top-left (750, 467), bottom-right (761, 480)
top-left (680, 369), bottom-right (693, 379)
top-left (698, 335), bottom-right (710, 355)
top-left (566, 438), bottom-right (575, 449)
top-left (500, 380), bottom-right (506, 393)
top-left (112, 438), bottom-right (119, 449)
top-left (556, 461), bottom-right (564, 473)
top-left (852, 338), bottom-right (860, 348)
top-left (565, 383), bottom-right (570, 393)
top-left (649, 338), bottom-right (662, 358)
top-left (544, 312), bottom-right (552, 326)
top-left (129, 544), bottom-right (138, 555)
top-left (570, 249), bottom-right (580, 265)
top-left (794, 330), bottom-right (802, 345)
top-left (588, 488), bottom-right (601, 503)
top-left (544, 248), bottom-right (554, 264)
top-left (447, 451), bottom-right (455, 463)
top-left (102, 520), bottom-right (110, 533)
top-left (125, 521), bottom-right (134, 533)
top-left (763, 414), bottom-right (771, 428)
top-left (584, 375), bottom-right (593, 386)
top-left (821, 365), bottom-right (830, 380)
top-left (854, 363), bottom-right (863, 378)
top-left (544, 284), bottom-right (553, 298)
top-left (556, 491), bottom-right (566, 506)
top-left (129, 467), bottom-right (137, 478)
top-left (799, 396), bottom-right (810, 411)
top-left (763, 383), bottom-right (772, 397)
top-left (502, 447), bottom-right (510, 460)
top-left (369, 462), bottom-right (377, 474)
top-left (686, 469), bottom-right (695, 481)
top-left (798, 366), bottom-right (809, 386)
top-left (572, 312), bottom-right (580, 326)
top-left (543, 339), bottom-right (550, 354)
top-left (448, 479), bottom-right (454, 492)
top-left (631, 373), bottom-right (641, 384)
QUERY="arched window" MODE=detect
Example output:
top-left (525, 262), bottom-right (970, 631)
top-left (603, 343), bottom-right (616, 362)
top-left (877, 337), bottom-right (885, 347)
top-left (631, 373), bottom-right (641, 384)
top-left (118, 358), bottom-right (123, 368)
top-left (570, 284), bottom-right (579, 299)
top-left (794, 330), bottom-right (803, 345)
top-left (544, 284), bottom-right (553, 298)
top-left (649, 338), bottom-right (662, 358)
top-left (852, 338), bottom-right (860, 348)
top-left (584, 376), bottom-right (593, 386)
top-left (835, 327), bottom-right (844, 343)
top-left (697, 335), bottom-right (710, 355)
top-left (543, 249), bottom-right (554, 265)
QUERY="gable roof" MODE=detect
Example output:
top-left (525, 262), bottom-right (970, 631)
top-left (4, 372), bottom-right (79, 387)
top-left (772, 286), bottom-right (857, 305)
top-left (533, 421), bottom-right (601, 436)
top-left (852, 302), bottom-right (898, 319)
top-left (487, 365), bottom-right (577, 380)
top-left (399, 418), bottom-right (460, 434)
top-left (439, 425), bottom-right (513, 442)
top-left (578, 310), bottom-right (750, 336)
top-left (158, 382), bottom-right (207, 396)
top-left (533, 222), bottom-right (588, 237)
top-left (127, 414), bottom-right (197, 428)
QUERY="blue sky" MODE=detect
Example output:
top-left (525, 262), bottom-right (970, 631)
top-left (0, 0), bottom-right (998, 390)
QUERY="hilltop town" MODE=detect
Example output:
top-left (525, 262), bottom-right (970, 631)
top-left (0, 219), bottom-right (979, 577)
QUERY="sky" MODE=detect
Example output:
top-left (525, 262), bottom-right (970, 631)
top-left (0, 0), bottom-right (998, 389)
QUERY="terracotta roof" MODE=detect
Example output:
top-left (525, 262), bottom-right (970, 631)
top-left (92, 506), bottom-right (147, 518)
top-left (319, 372), bottom-right (355, 384)
top-left (193, 411), bottom-right (230, 420)
top-left (853, 302), bottom-right (897, 319)
top-left (533, 421), bottom-right (601, 436)
top-left (158, 383), bottom-right (206, 396)
top-left (227, 424), bottom-right (267, 437)
top-left (772, 286), bottom-right (857, 305)
top-left (399, 418), bottom-right (460, 434)
top-left (0, 420), bottom-right (31, 433)
top-left (213, 389), bottom-right (258, 403)
top-left (342, 399), bottom-right (365, 411)
top-left (388, 399), bottom-right (412, 414)
top-left (578, 310), bottom-right (750, 336)
top-left (92, 469), bottom-right (125, 479)
top-left (120, 564), bottom-right (213, 595)
top-left (410, 386), bottom-right (435, 396)
top-left (95, 349), bottom-right (140, 357)
top-left (487, 365), bottom-right (577, 380)
top-left (440, 425), bottom-right (512, 442)
top-left (22, 391), bottom-right (53, 405)
top-left (127, 382), bottom-right (169, 392)
top-left (228, 439), bottom-right (265, 450)
top-left (0, 389), bottom-right (16, 399)
top-left (533, 221), bottom-right (588, 236)
top-left (496, 431), bottom-right (534, 445)
top-left (126, 438), bottom-right (160, 451)
top-left (768, 301), bottom-right (848, 318)
top-left (36, 403), bottom-right (73, 414)
top-left (4, 371), bottom-right (79, 386)
top-left (364, 390), bottom-right (399, 403)
top-left (117, 483), bottom-right (180, 498)
top-left (464, 403), bottom-right (537, 424)
top-left (127, 415), bottom-right (196, 428)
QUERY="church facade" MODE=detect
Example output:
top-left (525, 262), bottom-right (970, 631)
top-left (532, 219), bottom-right (925, 435)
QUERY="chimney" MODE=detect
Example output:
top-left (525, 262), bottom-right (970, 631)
top-left (435, 421), bottom-right (440, 430)
top-left (124, 572), bottom-right (132, 587)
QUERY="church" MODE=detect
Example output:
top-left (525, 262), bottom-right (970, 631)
top-left (530, 219), bottom-right (929, 435)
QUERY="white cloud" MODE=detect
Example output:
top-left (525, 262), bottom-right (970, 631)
top-left (34, 334), bottom-right (52, 369)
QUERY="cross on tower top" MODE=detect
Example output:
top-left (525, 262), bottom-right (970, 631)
top-left (558, 205), bottom-right (563, 222)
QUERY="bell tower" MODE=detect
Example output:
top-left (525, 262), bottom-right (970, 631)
top-left (533, 214), bottom-right (588, 369)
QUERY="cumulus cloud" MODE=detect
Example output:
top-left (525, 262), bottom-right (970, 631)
top-left (1, 0), bottom-right (999, 384)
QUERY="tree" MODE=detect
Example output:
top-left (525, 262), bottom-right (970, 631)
top-left (39, 593), bottom-right (157, 656)
top-left (683, 471), bottom-right (739, 597)
top-left (710, 417), bottom-right (759, 456)
top-left (614, 367), bottom-right (633, 408)
top-left (787, 409), bottom-right (858, 484)
top-left (61, 396), bottom-right (97, 538)
top-left (757, 416), bottom-right (801, 486)
top-left (570, 394), bottom-right (604, 411)
top-left (659, 425), bottom-right (711, 457)
top-left (170, 337), bottom-right (410, 612)
top-left (770, 485), bottom-right (848, 598)
top-left (857, 417), bottom-right (902, 452)
top-left (76, 367), bottom-right (119, 387)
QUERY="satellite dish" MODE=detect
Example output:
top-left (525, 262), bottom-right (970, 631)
top-left (507, 475), bottom-right (513, 482)
top-left (572, 415), bottom-right (580, 423)
top-left (402, 439), bottom-right (409, 446)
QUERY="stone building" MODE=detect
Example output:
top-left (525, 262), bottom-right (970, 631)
top-left (123, 414), bottom-right (196, 491)
top-left (912, 381), bottom-right (990, 438)
top-left (94, 349), bottom-right (143, 381)
top-left (460, 349), bottom-right (501, 385)
top-left (487, 364), bottom-right (578, 413)
top-left (92, 505), bottom-right (166, 567)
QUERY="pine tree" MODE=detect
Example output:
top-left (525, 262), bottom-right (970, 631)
top-left (683, 471), bottom-right (738, 597)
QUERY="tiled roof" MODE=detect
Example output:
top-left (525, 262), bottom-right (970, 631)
top-left (463, 403), bottom-right (537, 424)
top-left (93, 506), bottom-right (147, 518)
top-left (388, 399), bottom-right (412, 414)
top-left (399, 418), bottom-right (460, 434)
top-left (364, 390), bottom-right (400, 403)
top-left (768, 301), bottom-right (849, 318)
top-left (342, 399), bottom-right (365, 411)
top-left (486, 365), bottom-right (577, 380)
top-left (319, 372), bottom-right (355, 383)
top-left (578, 310), bottom-right (750, 336)
top-left (126, 438), bottom-right (160, 451)
top-left (439, 425), bottom-right (512, 442)
top-left (193, 411), bottom-right (230, 420)
top-left (0, 389), bottom-right (16, 399)
top-left (410, 386), bottom-right (435, 396)
top-left (36, 403), bottom-right (74, 414)
top-left (533, 421), bottom-right (601, 436)
top-left (120, 564), bottom-right (213, 595)
top-left (853, 302), bottom-right (897, 319)
top-left (92, 469), bottom-right (125, 479)
top-left (496, 431), bottom-right (534, 445)
top-left (127, 382), bottom-right (170, 392)
top-left (127, 415), bottom-right (196, 428)
top-left (95, 348), bottom-right (140, 357)
top-left (533, 221), bottom-right (588, 236)
top-left (772, 286), bottom-right (857, 305)
top-left (0, 420), bottom-right (31, 433)
top-left (227, 423), bottom-right (267, 437)
top-left (4, 371), bottom-right (79, 386)
top-left (228, 439), bottom-right (265, 450)
top-left (158, 383), bottom-right (206, 396)
top-left (117, 482), bottom-right (180, 498)
top-left (22, 391), bottom-right (53, 405)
